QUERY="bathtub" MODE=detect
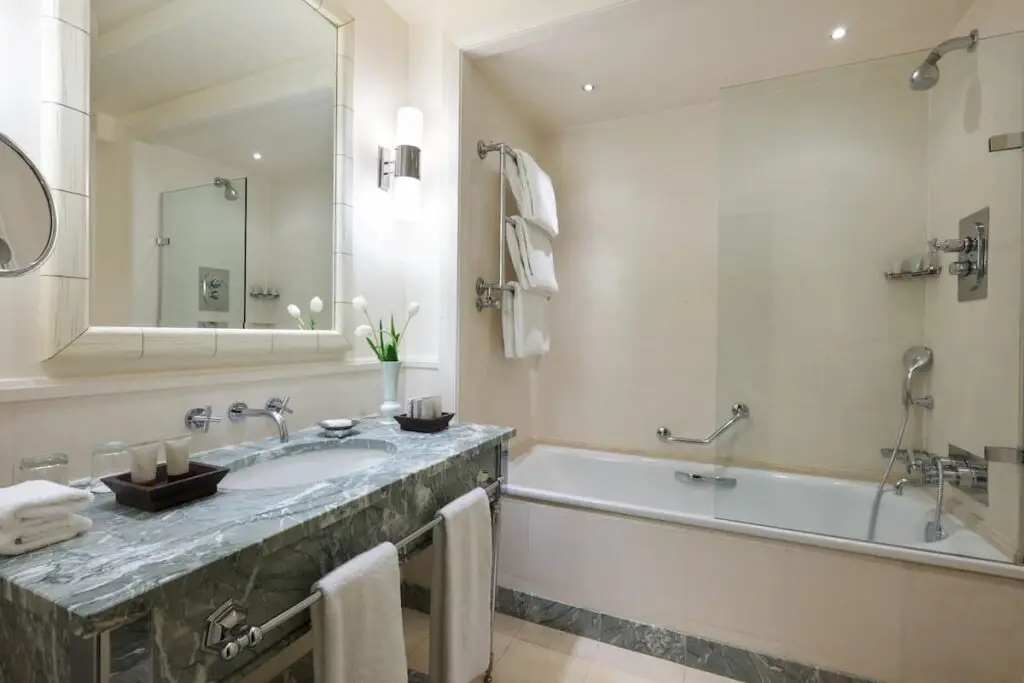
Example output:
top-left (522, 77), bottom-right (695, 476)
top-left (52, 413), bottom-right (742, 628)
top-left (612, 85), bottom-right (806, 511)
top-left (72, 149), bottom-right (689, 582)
top-left (506, 444), bottom-right (1011, 569)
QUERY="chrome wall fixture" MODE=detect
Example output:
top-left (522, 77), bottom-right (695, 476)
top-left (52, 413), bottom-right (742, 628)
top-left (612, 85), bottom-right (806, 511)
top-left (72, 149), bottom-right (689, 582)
top-left (657, 403), bottom-right (750, 445)
top-left (377, 144), bottom-right (420, 191)
top-left (475, 140), bottom-right (517, 310)
top-left (378, 107), bottom-right (424, 221)
top-left (930, 207), bottom-right (989, 301)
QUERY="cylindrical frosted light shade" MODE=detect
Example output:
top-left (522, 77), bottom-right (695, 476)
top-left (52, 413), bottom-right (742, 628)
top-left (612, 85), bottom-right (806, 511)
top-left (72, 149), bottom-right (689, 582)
top-left (393, 175), bottom-right (420, 222)
top-left (396, 107), bottom-right (423, 148)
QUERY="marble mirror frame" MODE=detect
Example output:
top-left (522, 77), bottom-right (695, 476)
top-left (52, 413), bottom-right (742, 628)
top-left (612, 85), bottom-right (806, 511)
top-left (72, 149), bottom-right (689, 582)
top-left (37, 0), bottom-right (354, 370)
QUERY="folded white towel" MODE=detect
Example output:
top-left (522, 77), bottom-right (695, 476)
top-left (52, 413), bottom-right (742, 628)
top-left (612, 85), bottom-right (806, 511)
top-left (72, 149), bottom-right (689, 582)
top-left (504, 149), bottom-right (558, 238)
top-left (502, 282), bottom-right (550, 359)
top-left (506, 216), bottom-right (558, 295)
top-left (430, 488), bottom-right (494, 683)
top-left (0, 480), bottom-right (93, 527)
top-left (313, 543), bottom-right (407, 683)
top-left (0, 513), bottom-right (92, 556)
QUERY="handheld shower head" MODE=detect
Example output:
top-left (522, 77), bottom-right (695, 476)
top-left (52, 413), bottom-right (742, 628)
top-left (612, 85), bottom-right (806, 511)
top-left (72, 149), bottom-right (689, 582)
top-left (902, 346), bottom-right (933, 407)
top-left (908, 30), bottom-right (979, 91)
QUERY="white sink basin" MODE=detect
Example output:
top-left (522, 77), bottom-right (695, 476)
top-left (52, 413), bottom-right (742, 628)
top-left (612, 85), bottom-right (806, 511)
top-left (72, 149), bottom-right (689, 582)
top-left (220, 440), bottom-right (395, 490)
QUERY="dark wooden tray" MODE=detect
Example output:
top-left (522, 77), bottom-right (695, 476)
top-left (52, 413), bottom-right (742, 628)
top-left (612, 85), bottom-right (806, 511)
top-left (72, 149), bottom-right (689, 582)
top-left (395, 412), bottom-right (455, 433)
top-left (102, 462), bottom-right (229, 512)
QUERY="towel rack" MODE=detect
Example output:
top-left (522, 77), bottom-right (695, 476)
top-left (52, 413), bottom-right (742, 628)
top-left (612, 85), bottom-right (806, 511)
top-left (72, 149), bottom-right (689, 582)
top-left (476, 140), bottom-right (518, 311)
top-left (203, 478), bottom-right (504, 663)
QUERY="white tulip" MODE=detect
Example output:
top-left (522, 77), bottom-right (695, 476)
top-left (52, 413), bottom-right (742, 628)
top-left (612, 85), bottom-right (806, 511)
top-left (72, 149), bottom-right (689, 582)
top-left (407, 301), bottom-right (420, 318)
top-left (286, 304), bottom-right (302, 319)
top-left (309, 296), bottom-right (324, 314)
top-left (352, 295), bottom-right (368, 312)
top-left (354, 324), bottom-right (373, 339)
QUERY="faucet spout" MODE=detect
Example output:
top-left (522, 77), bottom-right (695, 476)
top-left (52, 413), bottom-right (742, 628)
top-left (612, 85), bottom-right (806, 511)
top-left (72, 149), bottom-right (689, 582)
top-left (228, 402), bottom-right (290, 442)
top-left (264, 410), bottom-right (288, 443)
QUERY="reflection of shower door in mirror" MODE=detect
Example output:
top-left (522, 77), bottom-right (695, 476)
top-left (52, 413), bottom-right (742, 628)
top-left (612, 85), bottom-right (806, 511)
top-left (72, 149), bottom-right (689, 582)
top-left (158, 179), bottom-right (246, 328)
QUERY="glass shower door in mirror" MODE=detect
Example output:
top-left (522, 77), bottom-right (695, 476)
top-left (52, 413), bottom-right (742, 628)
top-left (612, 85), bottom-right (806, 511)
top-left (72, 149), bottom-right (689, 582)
top-left (158, 179), bottom-right (247, 328)
top-left (714, 31), bottom-right (1024, 564)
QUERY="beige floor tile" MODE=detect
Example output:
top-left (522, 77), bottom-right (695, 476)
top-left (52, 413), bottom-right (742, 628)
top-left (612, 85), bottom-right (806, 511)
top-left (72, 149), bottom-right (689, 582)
top-left (492, 640), bottom-right (592, 683)
top-left (402, 608), bottom-right (431, 653)
top-left (683, 668), bottom-right (738, 683)
top-left (516, 622), bottom-right (601, 659)
top-left (405, 632), bottom-right (515, 676)
top-left (592, 644), bottom-right (687, 683)
top-left (585, 662), bottom-right (668, 683)
top-left (495, 613), bottom-right (526, 638)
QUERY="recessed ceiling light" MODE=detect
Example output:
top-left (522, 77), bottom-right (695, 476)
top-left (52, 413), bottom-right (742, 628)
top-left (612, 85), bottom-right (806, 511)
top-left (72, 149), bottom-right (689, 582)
top-left (252, 152), bottom-right (263, 160)
top-left (582, 83), bottom-right (595, 92)
top-left (830, 26), bottom-right (847, 41)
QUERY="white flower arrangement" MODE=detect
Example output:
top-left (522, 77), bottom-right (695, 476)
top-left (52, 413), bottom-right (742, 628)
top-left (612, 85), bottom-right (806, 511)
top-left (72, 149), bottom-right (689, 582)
top-left (287, 296), bottom-right (324, 330)
top-left (353, 295), bottom-right (420, 361)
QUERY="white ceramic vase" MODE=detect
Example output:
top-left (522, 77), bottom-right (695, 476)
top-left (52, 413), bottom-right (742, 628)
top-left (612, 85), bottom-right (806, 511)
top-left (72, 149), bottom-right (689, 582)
top-left (380, 360), bottom-right (402, 421)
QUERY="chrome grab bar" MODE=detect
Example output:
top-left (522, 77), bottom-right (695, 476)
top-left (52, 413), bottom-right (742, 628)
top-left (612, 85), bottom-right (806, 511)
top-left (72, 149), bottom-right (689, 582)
top-left (657, 403), bottom-right (750, 445)
top-left (675, 471), bottom-right (737, 487)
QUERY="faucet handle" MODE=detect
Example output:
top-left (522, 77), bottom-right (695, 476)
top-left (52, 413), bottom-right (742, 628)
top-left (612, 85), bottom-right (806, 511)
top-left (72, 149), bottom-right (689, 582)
top-left (267, 396), bottom-right (293, 415)
top-left (185, 405), bottom-right (222, 433)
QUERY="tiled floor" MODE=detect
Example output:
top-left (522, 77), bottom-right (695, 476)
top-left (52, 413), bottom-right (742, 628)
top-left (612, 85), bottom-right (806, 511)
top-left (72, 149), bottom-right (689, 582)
top-left (402, 610), bottom-right (740, 683)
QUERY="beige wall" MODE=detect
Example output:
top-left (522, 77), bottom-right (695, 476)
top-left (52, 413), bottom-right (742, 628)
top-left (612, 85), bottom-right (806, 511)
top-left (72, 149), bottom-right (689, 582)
top-left (533, 104), bottom-right (720, 459)
top-left (0, 0), bottom-right (451, 482)
top-left (924, 23), bottom-right (1024, 556)
top-left (457, 58), bottom-right (543, 450)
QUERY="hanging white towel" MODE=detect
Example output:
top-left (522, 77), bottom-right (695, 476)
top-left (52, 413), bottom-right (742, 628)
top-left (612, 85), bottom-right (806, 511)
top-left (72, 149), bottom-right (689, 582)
top-left (506, 217), bottom-right (558, 295)
top-left (501, 283), bottom-right (550, 359)
top-left (504, 149), bottom-right (558, 238)
top-left (429, 488), bottom-right (494, 683)
top-left (313, 543), bottom-right (408, 683)
top-left (0, 514), bottom-right (92, 556)
top-left (0, 480), bottom-right (93, 527)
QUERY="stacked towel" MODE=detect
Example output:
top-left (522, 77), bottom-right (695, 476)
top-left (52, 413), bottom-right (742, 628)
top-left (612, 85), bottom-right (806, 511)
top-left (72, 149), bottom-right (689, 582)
top-left (504, 149), bottom-right (558, 237)
top-left (0, 480), bottom-right (93, 556)
top-left (430, 488), bottom-right (494, 683)
top-left (507, 216), bottom-right (558, 295)
top-left (313, 543), bottom-right (407, 683)
top-left (502, 282), bottom-right (550, 359)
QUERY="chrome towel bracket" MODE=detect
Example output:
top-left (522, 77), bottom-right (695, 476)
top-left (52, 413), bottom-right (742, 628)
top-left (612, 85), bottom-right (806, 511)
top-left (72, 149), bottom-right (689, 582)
top-left (657, 403), bottom-right (750, 445)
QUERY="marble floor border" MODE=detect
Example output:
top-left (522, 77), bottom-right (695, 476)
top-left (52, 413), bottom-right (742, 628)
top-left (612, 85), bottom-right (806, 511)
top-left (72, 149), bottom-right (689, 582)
top-left (400, 582), bottom-right (878, 683)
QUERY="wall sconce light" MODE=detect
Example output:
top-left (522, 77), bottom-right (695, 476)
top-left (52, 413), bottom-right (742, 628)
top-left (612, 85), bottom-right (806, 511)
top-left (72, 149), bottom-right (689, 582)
top-left (377, 106), bottom-right (423, 222)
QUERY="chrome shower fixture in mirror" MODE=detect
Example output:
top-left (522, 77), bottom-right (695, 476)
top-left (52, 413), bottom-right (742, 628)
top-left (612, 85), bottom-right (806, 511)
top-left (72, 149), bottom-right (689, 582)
top-left (0, 132), bottom-right (57, 277)
top-left (909, 30), bottom-right (979, 91)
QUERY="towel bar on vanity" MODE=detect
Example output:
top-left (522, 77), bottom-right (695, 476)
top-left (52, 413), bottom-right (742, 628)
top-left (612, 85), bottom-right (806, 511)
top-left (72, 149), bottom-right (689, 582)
top-left (476, 140), bottom-right (519, 311)
top-left (203, 478), bottom-right (504, 662)
top-left (656, 403), bottom-right (750, 445)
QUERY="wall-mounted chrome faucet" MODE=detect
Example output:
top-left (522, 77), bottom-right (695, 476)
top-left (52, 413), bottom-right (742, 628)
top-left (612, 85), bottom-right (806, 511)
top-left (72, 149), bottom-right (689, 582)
top-left (929, 207), bottom-right (989, 301)
top-left (185, 405), bottom-right (222, 433)
top-left (228, 396), bottom-right (293, 442)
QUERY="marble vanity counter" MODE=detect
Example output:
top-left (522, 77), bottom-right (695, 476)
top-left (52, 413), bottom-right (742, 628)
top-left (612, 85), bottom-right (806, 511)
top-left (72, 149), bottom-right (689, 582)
top-left (0, 418), bottom-right (513, 638)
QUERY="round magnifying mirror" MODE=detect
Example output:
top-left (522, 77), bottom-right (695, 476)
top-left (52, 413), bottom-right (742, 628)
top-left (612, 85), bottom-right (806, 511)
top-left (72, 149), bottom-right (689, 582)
top-left (0, 132), bottom-right (57, 277)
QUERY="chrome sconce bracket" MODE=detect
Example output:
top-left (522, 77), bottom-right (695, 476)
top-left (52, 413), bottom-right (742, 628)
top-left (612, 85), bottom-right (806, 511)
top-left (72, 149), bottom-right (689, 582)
top-left (377, 144), bottom-right (421, 192)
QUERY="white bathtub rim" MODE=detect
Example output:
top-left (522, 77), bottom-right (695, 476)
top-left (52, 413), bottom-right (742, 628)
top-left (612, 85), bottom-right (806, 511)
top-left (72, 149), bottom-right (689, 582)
top-left (504, 483), bottom-right (1024, 582)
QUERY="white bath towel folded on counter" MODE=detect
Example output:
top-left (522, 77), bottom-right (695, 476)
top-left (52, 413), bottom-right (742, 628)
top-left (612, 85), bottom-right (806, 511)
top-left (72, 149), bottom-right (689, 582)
top-left (506, 216), bottom-right (559, 296)
top-left (430, 487), bottom-right (494, 683)
top-left (504, 149), bottom-right (559, 237)
top-left (313, 542), bottom-right (407, 683)
top-left (0, 480), bottom-right (93, 526)
top-left (502, 282), bottom-right (550, 359)
top-left (0, 513), bottom-right (92, 556)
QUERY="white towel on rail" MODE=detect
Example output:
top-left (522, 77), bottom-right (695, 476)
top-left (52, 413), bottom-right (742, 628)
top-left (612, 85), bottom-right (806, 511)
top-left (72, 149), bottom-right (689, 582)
top-left (506, 216), bottom-right (558, 295)
top-left (313, 543), bottom-right (407, 683)
top-left (501, 282), bottom-right (550, 359)
top-left (0, 480), bottom-right (93, 527)
top-left (0, 513), bottom-right (92, 556)
top-left (503, 149), bottom-right (558, 237)
top-left (429, 488), bottom-right (494, 683)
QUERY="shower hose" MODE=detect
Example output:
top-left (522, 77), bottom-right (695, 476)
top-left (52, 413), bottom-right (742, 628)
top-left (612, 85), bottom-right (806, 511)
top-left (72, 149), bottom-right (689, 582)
top-left (867, 405), bottom-right (910, 542)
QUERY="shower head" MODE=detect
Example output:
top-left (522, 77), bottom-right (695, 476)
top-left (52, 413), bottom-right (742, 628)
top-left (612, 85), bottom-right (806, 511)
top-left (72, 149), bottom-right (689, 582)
top-left (213, 177), bottom-right (239, 201)
top-left (909, 30), bottom-right (979, 91)
top-left (902, 346), bottom-right (934, 407)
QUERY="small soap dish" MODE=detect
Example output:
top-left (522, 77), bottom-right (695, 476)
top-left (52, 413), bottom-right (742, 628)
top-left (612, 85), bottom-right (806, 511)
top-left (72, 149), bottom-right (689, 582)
top-left (395, 412), bottom-right (455, 434)
top-left (318, 418), bottom-right (359, 438)
top-left (102, 462), bottom-right (228, 512)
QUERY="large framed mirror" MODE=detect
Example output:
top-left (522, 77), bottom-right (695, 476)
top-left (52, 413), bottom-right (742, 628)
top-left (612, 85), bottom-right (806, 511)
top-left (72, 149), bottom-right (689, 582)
top-left (39, 0), bottom-right (353, 368)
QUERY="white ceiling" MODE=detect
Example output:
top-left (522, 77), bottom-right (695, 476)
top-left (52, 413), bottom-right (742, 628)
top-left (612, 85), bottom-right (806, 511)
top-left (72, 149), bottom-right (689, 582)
top-left (462, 0), bottom-right (978, 130)
top-left (148, 89), bottom-right (335, 176)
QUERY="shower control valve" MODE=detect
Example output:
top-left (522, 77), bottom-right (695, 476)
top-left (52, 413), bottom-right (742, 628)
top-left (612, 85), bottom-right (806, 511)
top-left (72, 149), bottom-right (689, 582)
top-left (930, 236), bottom-right (976, 254)
top-left (949, 261), bottom-right (973, 277)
